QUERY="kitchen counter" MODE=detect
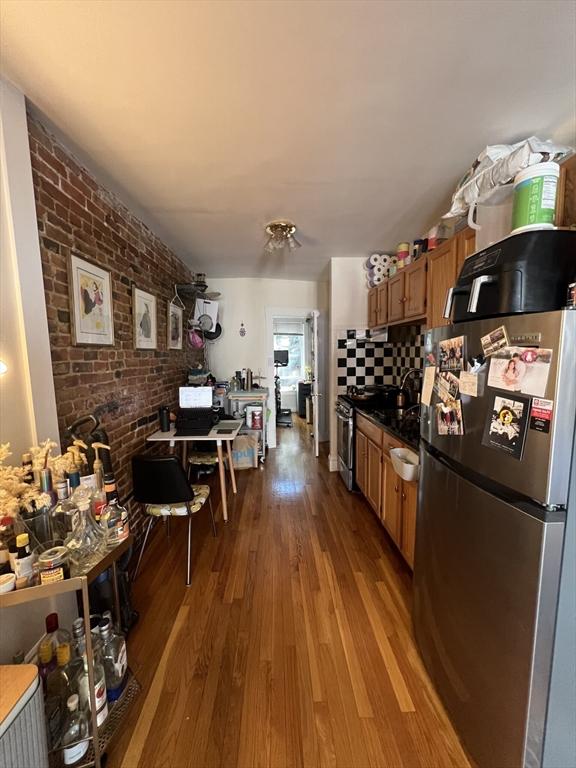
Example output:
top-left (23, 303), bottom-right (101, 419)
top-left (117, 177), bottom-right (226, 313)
top-left (355, 406), bottom-right (420, 451)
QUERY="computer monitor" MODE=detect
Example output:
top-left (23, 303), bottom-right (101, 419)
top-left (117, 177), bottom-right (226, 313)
top-left (274, 350), bottom-right (289, 366)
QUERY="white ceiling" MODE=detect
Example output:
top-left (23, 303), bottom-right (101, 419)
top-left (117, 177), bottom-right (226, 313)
top-left (1, 0), bottom-right (575, 281)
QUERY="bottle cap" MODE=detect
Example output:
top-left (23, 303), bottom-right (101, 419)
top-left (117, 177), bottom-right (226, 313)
top-left (67, 694), bottom-right (79, 711)
top-left (56, 643), bottom-right (71, 666)
top-left (22, 453), bottom-right (32, 463)
top-left (16, 533), bottom-right (29, 549)
top-left (72, 617), bottom-right (85, 639)
top-left (45, 612), bottom-right (59, 633)
top-left (98, 618), bottom-right (112, 640)
top-left (39, 639), bottom-right (53, 664)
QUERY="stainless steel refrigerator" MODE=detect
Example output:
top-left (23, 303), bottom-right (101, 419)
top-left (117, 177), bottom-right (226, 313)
top-left (414, 309), bottom-right (576, 768)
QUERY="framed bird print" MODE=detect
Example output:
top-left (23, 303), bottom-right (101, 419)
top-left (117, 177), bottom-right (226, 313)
top-left (133, 286), bottom-right (157, 349)
top-left (68, 253), bottom-right (115, 345)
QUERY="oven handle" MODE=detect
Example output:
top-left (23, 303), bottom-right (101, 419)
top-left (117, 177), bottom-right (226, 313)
top-left (335, 410), bottom-right (352, 423)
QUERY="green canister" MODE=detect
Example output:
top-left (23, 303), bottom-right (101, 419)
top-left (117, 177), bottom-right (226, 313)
top-left (511, 161), bottom-right (560, 233)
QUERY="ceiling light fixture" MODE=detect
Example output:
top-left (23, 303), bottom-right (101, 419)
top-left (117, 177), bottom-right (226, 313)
top-left (263, 220), bottom-right (301, 255)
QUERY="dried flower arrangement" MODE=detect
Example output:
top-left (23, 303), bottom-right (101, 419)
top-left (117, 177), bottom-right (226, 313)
top-left (0, 440), bottom-right (86, 519)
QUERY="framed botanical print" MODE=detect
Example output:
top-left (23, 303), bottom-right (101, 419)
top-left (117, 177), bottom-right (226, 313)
top-left (167, 301), bottom-right (183, 350)
top-left (69, 253), bottom-right (114, 345)
top-left (133, 287), bottom-right (157, 349)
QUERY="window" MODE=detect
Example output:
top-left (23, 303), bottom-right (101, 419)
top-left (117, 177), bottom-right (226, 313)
top-left (274, 333), bottom-right (305, 392)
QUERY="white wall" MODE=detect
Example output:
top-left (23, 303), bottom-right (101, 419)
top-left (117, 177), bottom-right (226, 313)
top-left (0, 79), bottom-right (73, 662)
top-left (0, 78), bottom-right (60, 455)
top-left (207, 277), bottom-right (328, 447)
top-left (328, 257), bottom-right (368, 470)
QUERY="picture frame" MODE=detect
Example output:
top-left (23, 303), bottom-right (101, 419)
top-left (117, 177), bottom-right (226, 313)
top-left (68, 252), bottom-right (115, 346)
top-left (167, 301), bottom-right (183, 350)
top-left (133, 286), bottom-right (157, 349)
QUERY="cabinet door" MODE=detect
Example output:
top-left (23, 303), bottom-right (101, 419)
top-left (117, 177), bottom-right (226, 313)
top-left (404, 258), bottom-right (427, 318)
top-left (387, 273), bottom-right (405, 324)
top-left (382, 454), bottom-right (401, 546)
top-left (456, 227), bottom-right (476, 275)
top-left (376, 282), bottom-right (388, 326)
top-left (400, 480), bottom-right (418, 569)
top-left (366, 439), bottom-right (382, 514)
top-left (367, 288), bottom-right (378, 328)
top-left (427, 238), bottom-right (457, 329)
top-left (355, 431), bottom-right (367, 493)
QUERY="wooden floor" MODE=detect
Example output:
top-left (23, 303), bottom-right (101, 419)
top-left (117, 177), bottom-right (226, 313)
top-left (110, 417), bottom-right (470, 768)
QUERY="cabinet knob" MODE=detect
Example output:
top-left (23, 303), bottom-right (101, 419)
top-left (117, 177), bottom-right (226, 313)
top-left (401, 297), bottom-right (407, 303)
top-left (402, 492), bottom-right (406, 501)
top-left (394, 485), bottom-right (399, 493)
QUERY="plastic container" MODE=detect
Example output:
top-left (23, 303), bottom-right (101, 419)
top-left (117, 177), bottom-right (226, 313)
top-left (389, 448), bottom-right (420, 482)
top-left (0, 572), bottom-right (16, 593)
top-left (468, 186), bottom-right (514, 250)
top-left (511, 162), bottom-right (559, 233)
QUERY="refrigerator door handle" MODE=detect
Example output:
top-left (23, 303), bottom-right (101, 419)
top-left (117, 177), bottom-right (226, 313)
top-left (443, 287), bottom-right (454, 319)
top-left (467, 274), bottom-right (497, 313)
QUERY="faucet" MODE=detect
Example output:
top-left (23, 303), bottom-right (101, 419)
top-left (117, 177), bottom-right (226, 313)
top-left (400, 368), bottom-right (423, 391)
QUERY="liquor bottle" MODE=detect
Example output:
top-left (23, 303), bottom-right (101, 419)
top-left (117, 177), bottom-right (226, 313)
top-left (64, 498), bottom-right (107, 575)
top-left (13, 533), bottom-right (34, 583)
top-left (98, 618), bottom-right (127, 702)
top-left (99, 498), bottom-right (129, 546)
top-left (50, 482), bottom-right (80, 540)
top-left (61, 694), bottom-right (89, 766)
top-left (103, 472), bottom-right (119, 503)
top-left (71, 618), bottom-right (108, 726)
top-left (68, 470), bottom-right (81, 493)
top-left (38, 638), bottom-right (57, 692)
top-left (40, 468), bottom-right (58, 507)
top-left (45, 612), bottom-right (72, 655)
top-left (45, 643), bottom-right (77, 749)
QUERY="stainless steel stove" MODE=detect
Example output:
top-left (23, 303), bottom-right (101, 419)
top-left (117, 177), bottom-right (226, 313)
top-left (335, 395), bottom-right (355, 490)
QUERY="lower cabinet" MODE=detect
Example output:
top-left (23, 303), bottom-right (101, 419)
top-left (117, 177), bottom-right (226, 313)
top-left (356, 422), bottom-right (418, 570)
top-left (355, 430), bottom-right (367, 494)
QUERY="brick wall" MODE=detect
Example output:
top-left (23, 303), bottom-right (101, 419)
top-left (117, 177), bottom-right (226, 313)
top-left (27, 113), bottom-right (202, 539)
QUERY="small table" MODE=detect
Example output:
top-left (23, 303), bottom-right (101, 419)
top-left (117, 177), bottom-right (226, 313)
top-left (146, 421), bottom-right (242, 522)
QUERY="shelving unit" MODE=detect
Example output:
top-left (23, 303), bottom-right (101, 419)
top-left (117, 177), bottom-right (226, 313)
top-left (0, 537), bottom-right (139, 768)
top-left (227, 390), bottom-right (269, 462)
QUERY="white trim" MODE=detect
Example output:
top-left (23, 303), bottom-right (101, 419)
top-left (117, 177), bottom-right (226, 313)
top-left (0, 78), bottom-right (60, 450)
top-left (265, 306), bottom-right (325, 450)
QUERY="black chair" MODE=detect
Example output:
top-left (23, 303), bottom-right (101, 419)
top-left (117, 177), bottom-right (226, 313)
top-left (132, 455), bottom-right (216, 586)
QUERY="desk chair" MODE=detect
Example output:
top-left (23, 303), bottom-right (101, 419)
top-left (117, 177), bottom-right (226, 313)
top-left (132, 455), bottom-right (217, 586)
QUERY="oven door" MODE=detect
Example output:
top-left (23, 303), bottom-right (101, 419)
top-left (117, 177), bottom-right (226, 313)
top-left (336, 408), bottom-right (354, 490)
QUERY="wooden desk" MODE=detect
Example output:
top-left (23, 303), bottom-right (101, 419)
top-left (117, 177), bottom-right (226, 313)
top-left (146, 422), bottom-right (242, 522)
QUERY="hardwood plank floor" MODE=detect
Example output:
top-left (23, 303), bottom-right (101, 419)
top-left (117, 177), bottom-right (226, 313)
top-left (109, 417), bottom-right (470, 768)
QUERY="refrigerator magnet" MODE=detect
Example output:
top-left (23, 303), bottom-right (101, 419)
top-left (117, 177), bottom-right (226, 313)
top-left (434, 371), bottom-right (460, 403)
top-left (487, 347), bottom-right (553, 398)
top-left (459, 371), bottom-right (478, 397)
top-left (421, 366), bottom-right (435, 407)
top-left (529, 398), bottom-right (554, 433)
top-left (482, 393), bottom-right (530, 460)
top-left (438, 336), bottom-right (466, 372)
top-left (480, 325), bottom-right (509, 356)
top-left (436, 400), bottom-right (464, 436)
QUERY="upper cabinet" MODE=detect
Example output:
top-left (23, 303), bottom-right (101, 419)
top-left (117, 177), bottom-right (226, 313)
top-left (367, 228), bottom-right (475, 330)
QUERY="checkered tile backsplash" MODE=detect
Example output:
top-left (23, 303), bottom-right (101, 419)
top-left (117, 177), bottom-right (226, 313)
top-left (336, 326), bottom-right (424, 394)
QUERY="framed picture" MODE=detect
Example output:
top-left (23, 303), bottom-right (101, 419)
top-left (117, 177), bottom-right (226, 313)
top-left (167, 302), bottom-right (183, 350)
top-left (68, 253), bottom-right (114, 346)
top-left (133, 287), bottom-right (157, 349)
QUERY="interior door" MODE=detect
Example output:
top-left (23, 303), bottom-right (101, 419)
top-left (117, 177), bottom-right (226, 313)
top-left (414, 446), bottom-right (565, 768)
top-left (310, 310), bottom-right (321, 457)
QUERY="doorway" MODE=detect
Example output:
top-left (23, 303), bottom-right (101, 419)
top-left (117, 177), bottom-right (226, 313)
top-left (265, 307), bottom-right (327, 454)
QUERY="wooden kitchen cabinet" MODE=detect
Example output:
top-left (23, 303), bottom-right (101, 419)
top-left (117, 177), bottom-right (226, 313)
top-left (457, 227), bottom-right (476, 274)
top-left (404, 258), bottom-right (427, 318)
top-left (376, 282), bottom-right (388, 326)
top-left (382, 453), bottom-right (402, 546)
top-left (367, 287), bottom-right (379, 328)
top-left (366, 439), bottom-right (382, 514)
top-left (355, 430), bottom-right (367, 494)
top-left (427, 237), bottom-right (458, 329)
top-left (387, 273), bottom-right (405, 323)
top-left (400, 480), bottom-right (418, 568)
